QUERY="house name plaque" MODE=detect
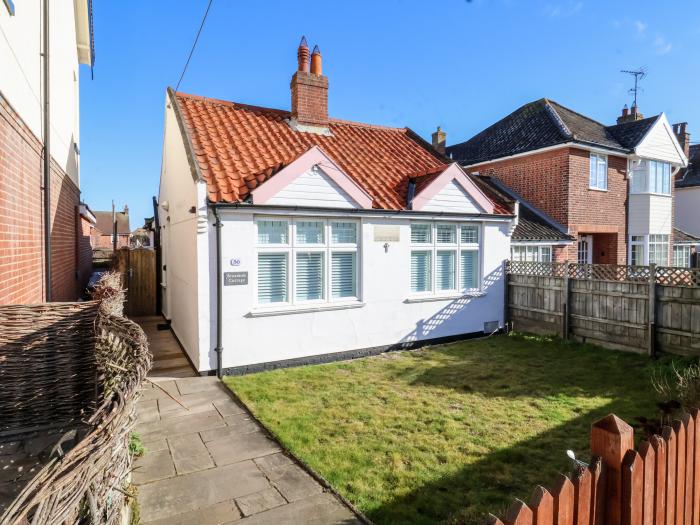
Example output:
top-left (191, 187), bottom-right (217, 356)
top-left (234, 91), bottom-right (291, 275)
top-left (373, 225), bottom-right (400, 242)
top-left (224, 272), bottom-right (248, 286)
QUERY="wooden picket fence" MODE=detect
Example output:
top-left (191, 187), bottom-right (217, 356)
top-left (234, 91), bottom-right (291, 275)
top-left (487, 411), bottom-right (700, 525)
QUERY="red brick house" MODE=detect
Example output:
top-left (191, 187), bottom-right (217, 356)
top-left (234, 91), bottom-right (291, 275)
top-left (92, 208), bottom-right (131, 249)
top-left (0, 0), bottom-right (94, 303)
top-left (445, 99), bottom-right (688, 265)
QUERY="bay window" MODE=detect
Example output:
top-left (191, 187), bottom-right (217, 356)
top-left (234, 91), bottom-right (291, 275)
top-left (410, 222), bottom-right (481, 296)
top-left (589, 153), bottom-right (608, 190)
top-left (256, 218), bottom-right (359, 307)
top-left (631, 161), bottom-right (671, 195)
top-left (648, 234), bottom-right (669, 266)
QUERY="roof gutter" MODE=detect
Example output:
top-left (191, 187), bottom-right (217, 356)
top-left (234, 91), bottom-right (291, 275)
top-left (208, 201), bottom-right (515, 221)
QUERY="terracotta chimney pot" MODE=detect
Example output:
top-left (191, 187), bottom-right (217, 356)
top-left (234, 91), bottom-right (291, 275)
top-left (297, 36), bottom-right (310, 73)
top-left (310, 45), bottom-right (322, 75)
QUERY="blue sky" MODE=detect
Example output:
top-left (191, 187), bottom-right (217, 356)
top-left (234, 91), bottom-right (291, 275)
top-left (79, 0), bottom-right (700, 226)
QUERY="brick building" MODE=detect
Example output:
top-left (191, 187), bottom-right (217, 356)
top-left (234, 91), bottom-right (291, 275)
top-left (92, 207), bottom-right (131, 249)
top-left (445, 99), bottom-right (688, 265)
top-left (0, 0), bottom-right (94, 303)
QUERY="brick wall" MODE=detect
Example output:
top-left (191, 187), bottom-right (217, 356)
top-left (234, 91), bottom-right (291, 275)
top-left (474, 147), bottom-right (571, 226)
top-left (0, 92), bottom-right (88, 304)
top-left (474, 146), bottom-right (629, 264)
top-left (290, 71), bottom-right (329, 126)
top-left (91, 232), bottom-right (129, 249)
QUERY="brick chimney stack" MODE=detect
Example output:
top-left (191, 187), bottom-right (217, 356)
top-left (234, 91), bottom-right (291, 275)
top-left (290, 37), bottom-right (329, 133)
top-left (432, 126), bottom-right (446, 154)
top-left (673, 122), bottom-right (690, 158)
top-left (616, 102), bottom-right (645, 124)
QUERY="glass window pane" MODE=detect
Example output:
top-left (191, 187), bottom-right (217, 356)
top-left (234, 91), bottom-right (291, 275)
top-left (598, 156), bottom-right (607, 189)
top-left (258, 253), bottom-right (287, 303)
top-left (331, 222), bottom-right (356, 244)
top-left (296, 221), bottom-right (324, 244)
top-left (673, 246), bottom-right (690, 268)
top-left (411, 224), bottom-right (431, 244)
top-left (461, 225), bottom-right (478, 244)
top-left (411, 251), bottom-right (431, 292)
top-left (461, 250), bottom-right (478, 289)
top-left (526, 246), bottom-right (538, 262)
top-left (436, 224), bottom-right (456, 244)
top-left (436, 251), bottom-right (456, 291)
top-left (540, 246), bottom-right (552, 262)
top-left (296, 252), bottom-right (324, 300)
top-left (663, 163), bottom-right (670, 194)
top-left (590, 155), bottom-right (597, 187)
top-left (631, 243), bottom-right (644, 266)
top-left (257, 220), bottom-right (288, 244)
top-left (331, 252), bottom-right (356, 298)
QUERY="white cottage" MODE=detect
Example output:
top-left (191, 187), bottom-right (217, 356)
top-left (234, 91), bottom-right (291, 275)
top-left (157, 39), bottom-right (516, 376)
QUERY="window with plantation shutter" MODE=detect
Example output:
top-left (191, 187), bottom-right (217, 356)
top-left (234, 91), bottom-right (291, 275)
top-left (257, 253), bottom-right (288, 304)
top-left (255, 217), bottom-right (360, 309)
top-left (410, 222), bottom-right (482, 296)
top-left (436, 251), bottom-right (456, 291)
top-left (296, 252), bottom-right (324, 301)
top-left (332, 252), bottom-right (356, 298)
top-left (411, 251), bottom-right (431, 293)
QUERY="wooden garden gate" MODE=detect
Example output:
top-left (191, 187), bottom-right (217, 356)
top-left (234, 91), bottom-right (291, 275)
top-left (116, 248), bottom-right (156, 316)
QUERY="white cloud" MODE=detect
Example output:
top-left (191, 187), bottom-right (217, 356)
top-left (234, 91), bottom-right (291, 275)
top-left (634, 20), bottom-right (647, 35)
top-left (653, 36), bottom-right (673, 55)
top-left (543, 1), bottom-right (583, 18)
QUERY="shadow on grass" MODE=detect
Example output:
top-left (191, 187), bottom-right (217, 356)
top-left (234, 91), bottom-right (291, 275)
top-left (366, 336), bottom-right (658, 525)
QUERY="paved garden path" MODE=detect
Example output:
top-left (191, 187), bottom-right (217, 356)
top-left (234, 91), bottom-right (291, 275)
top-left (133, 317), bottom-right (362, 524)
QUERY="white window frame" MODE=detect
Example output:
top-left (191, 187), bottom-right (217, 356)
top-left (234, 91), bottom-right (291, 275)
top-left (631, 160), bottom-right (672, 196)
top-left (589, 153), bottom-right (608, 191)
top-left (511, 245), bottom-right (553, 262)
top-left (673, 245), bottom-right (692, 268)
top-left (410, 222), bottom-right (482, 299)
top-left (254, 217), bottom-right (361, 309)
top-left (629, 235), bottom-right (646, 266)
top-left (648, 234), bottom-right (670, 266)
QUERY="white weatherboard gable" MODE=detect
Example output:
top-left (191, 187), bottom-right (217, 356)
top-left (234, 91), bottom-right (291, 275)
top-left (421, 180), bottom-right (484, 213)
top-left (635, 114), bottom-right (688, 166)
top-left (265, 165), bottom-right (358, 209)
top-left (250, 146), bottom-right (373, 209)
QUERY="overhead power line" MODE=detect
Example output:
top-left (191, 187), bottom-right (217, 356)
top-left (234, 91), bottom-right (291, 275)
top-left (175, 0), bottom-right (214, 93)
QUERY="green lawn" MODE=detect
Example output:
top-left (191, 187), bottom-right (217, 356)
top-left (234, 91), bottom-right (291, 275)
top-left (224, 334), bottom-right (663, 525)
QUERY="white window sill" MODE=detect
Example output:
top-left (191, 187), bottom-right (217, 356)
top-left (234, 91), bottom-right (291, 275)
top-left (588, 187), bottom-right (608, 192)
top-left (404, 291), bottom-right (486, 304)
top-left (630, 192), bottom-right (672, 198)
top-left (248, 301), bottom-right (365, 317)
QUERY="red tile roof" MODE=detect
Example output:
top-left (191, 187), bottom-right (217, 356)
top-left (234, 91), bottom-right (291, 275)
top-left (174, 91), bottom-right (511, 214)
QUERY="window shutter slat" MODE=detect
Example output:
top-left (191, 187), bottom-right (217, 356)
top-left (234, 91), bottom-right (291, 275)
top-left (436, 251), bottom-right (455, 291)
top-left (296, 252), bottom-right (324, 301)
top-left (411, 251), bottom-right (431, 293)
top-left (461, 250), bottom-right (477, 289)
top-left (331, 252), bottom-right (356, 298)
top-left (258, 253), bottom-right (287, 303)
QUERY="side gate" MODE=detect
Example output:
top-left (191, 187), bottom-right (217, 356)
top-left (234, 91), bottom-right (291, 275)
top-left (116, 248), bottom-right (157, 316)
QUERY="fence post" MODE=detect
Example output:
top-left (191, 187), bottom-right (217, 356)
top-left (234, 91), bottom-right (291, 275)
top-left (590, 414), bottom-right (635, 525)
top-left (562, 261), bottom-right (570, 340)
top-left (503, 259), bottom-right (510, 334)
top-left (648, 263), bottom-right (656, 357)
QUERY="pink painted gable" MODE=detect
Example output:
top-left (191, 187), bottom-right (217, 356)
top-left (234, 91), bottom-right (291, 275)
top-left (411, 163), bottom-right (495, 214)
top-left (250, 146), bottom-right (373, 209)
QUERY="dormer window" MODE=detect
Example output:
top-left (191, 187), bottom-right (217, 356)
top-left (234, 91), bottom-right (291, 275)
top-left (589, 153), bottom-right (608, 190)
top-left (631, 160), bottom-right (671, 195)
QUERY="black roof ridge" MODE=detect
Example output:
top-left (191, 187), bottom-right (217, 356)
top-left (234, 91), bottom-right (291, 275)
top-left (542, 99), bottom-right (572, 140)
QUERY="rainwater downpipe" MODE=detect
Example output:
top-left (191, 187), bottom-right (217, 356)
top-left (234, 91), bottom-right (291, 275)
top-left (42, 0), bottom-right (51, 301)
top-left (213, 207), bottom-right (223, 378)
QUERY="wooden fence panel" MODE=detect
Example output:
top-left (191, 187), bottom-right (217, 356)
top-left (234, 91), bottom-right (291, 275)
top-left (656, 286), bottom-right (700, 356)
top-left (532, 486), bottom-right (554, 525)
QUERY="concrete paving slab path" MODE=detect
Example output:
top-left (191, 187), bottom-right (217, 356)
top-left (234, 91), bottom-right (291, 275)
top-left (133, 317), bottom-right (363, 525)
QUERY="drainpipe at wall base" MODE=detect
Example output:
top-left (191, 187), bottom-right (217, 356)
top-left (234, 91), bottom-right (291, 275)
top-left (213, 207), bottom-right (224, 378)
top-left (42, 0), bottom-right (51, 301)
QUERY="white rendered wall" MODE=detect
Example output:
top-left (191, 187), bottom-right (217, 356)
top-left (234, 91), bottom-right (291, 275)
top-left (636, 117), bottom-right (686, 165)
top-left (421, 180), bottom-right (482, 213)
top-left (265, 165), bottom-right (357, 208)
top-left (207, 210), bottom-right (511, 371)
top-left (0, 0), bottom-right (82, 184)
top-left (675, 187), bottom-right (700, 238)
top-left (158, 97), bottom-right (206, 368)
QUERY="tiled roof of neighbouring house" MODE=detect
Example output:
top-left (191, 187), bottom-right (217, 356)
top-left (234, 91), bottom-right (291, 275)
top-left (172, 91), bottom-right (513, 214)
top-left (676, 144), bottom-right (700, 188)
top-left (473, 176), bottom-right (573, 242)
top-left (446, 98), bottom-right (660, 166)
top-left (94, 211), bottom-right (130, 235)
top-left (674, 227), bottom-right (700, 244)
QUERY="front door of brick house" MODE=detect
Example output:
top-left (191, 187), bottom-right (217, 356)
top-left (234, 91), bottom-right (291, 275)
top-left (578, 236), bottom-right (593, 264)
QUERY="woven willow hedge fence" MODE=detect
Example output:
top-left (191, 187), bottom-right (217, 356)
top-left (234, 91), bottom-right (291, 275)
top-left (0, 301), bottom-right (151, 525)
